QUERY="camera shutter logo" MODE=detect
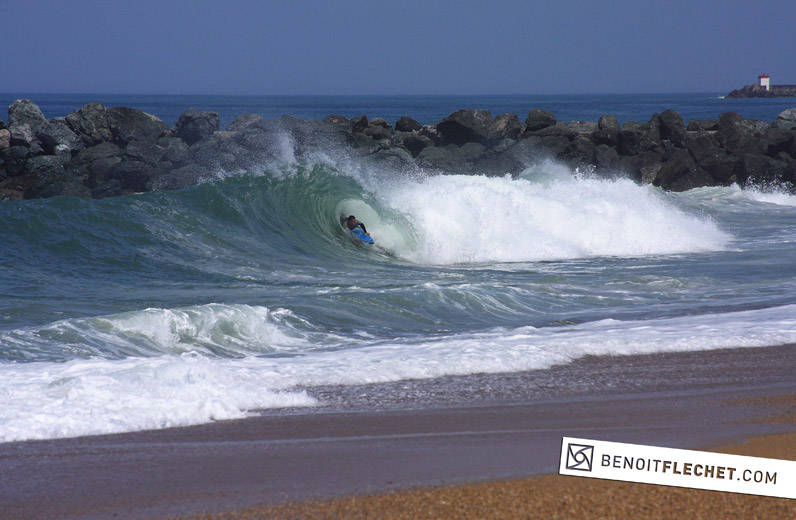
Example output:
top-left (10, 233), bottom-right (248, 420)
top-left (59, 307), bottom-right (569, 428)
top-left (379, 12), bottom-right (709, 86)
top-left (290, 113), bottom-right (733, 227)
top-left (566, 443), bottom-right (594, 472)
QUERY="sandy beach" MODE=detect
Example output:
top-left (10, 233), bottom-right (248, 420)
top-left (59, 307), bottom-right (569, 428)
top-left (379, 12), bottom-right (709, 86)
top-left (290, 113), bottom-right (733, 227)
top-left (1, 345), bottom-right (795, 520)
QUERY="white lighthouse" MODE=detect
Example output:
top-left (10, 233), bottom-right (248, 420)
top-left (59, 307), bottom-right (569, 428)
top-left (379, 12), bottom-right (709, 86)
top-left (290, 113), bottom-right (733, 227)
top-left (759, 74), bottom-right (771, 91)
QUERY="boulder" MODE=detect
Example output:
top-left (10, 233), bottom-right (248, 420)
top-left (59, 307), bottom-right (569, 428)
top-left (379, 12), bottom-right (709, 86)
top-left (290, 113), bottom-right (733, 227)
top-left (488, 113), bottom-right (524, 143)
top-left (36, 181), bottom-right (92, 199)
top-left (0, 128), bottom-right (10, 150)
top-left (416, 145), bottom-right (466, 171)
top-left (401, 133), bottom-right (434, 157)
top-left (738, 154), bottom-right (786, 185)
top-left (524, 108), bottom-right (556, 132)
top-left (106, 107), bottom-right (169, 144)
top-left (125, 139), bottom-right (167, 164)
top-left (8, 99), bottom-right (47, 128)
top-left (65, 102), bottom-right (113, 146)
top-left (717, 112), bottom-right (767, 156)
top-left (667, 168), bottom-right (717, 192)
top-left (227, 113), bottom-right (265, 132)
top-left (658, 109), bottom-right (687, 145)
top-left (105, 160), bottom-right (154, 192)
top-left (8, 122), bottom-right (39, 148)
top-left (437, 109), bottom-right (492, 145)
top-left (0, 146), bottom-right (31, 177)
top-left (173, 109), bottom-right (220, 146)
top-left (687, 119), bottom-right (718, 132)
top-left (561, 136), bottom-right (596, 165)
top-left (593, 143), bottom-right (620, 171)
top-left (364, 121), bottom-right (393, 141)
top-left (350, 115), bottom-right (369, 133)
top-left (395, 116), bottom-right (422, 133)
top-left (772, 108), bottom-right (796, 130)
top-left (593, 115), bottom-right (620, 146)
top-left (146, 164), bottom-right (213, 191)
top-left (35, 121), bottom-right (84, 155)
top-left (158, 136), bottom-right (191, 165)
top-left (86, 156), bottom-right (122, 188)
top-left (762, 127), bottom-right (794, 157)
top-left (655, 148), bottom-right (697, 187)
top-left (92, 178), bottom-right (123, 199)
top-left (618, 119), bottom-right (660, 156)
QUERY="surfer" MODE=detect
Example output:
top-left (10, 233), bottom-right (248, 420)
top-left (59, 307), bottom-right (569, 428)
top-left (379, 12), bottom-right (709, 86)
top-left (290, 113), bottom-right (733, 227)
top-left (341, 214), bottom-right (372, 244)
top-left (342, 215), bottom-right (369, 235)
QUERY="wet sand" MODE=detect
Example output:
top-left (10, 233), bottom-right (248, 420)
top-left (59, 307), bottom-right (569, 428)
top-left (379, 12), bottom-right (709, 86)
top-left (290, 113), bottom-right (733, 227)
top-left (1, 345), bottom-right (795, 519)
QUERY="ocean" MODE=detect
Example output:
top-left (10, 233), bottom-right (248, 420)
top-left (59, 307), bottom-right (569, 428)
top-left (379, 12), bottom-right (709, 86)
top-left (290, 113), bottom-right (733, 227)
top-left (2, 93), bottom-right (796, 443)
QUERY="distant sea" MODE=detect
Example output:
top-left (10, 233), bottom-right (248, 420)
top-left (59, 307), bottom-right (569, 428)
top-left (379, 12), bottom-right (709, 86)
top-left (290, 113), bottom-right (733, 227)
top-left (2, 92), bottom-right (796, 443)
top-left (2, 92), bottom-right (795, 129)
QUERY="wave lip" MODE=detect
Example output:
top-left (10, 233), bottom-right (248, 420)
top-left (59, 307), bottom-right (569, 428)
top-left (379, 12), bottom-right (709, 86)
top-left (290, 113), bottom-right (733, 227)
top-left (380, 167), bottom-right (731, 265)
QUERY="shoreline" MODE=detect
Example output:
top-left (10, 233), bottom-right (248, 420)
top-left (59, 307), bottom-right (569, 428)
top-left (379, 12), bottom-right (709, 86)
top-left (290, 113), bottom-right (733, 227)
top-left (1, 345), bottom-right (795, 519)
top-left (198, 431), bottom-right (796, 520)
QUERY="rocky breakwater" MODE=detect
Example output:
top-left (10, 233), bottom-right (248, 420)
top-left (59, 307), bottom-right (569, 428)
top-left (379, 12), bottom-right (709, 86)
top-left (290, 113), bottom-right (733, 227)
top-left (1, 99), bottom-right (795, 200)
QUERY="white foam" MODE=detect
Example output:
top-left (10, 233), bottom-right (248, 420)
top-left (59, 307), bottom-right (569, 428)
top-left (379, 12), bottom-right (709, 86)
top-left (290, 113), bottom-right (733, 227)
top-left (375, 165), bottom-right (730, 265)
top-left (3, 303), bottom-right (795, 443)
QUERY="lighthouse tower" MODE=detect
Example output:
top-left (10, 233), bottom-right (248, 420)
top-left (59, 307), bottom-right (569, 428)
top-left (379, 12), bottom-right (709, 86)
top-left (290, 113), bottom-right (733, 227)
top-left (759, 74), bottom-right (770, 91)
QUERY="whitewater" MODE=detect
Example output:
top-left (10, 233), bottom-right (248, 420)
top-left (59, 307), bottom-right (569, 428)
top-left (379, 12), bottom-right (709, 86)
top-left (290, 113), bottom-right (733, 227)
top-left (2, 145), bottom-right (796, 442)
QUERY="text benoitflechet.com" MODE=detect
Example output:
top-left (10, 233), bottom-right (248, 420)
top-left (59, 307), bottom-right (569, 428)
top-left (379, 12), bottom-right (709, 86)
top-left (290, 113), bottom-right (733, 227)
top-left (559, 437), bottom-right (796, 499)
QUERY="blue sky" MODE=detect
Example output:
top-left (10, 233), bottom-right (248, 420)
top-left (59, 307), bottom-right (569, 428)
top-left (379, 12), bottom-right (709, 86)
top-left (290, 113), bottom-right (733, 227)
top-left (3, 0), bottom-right (794, 95)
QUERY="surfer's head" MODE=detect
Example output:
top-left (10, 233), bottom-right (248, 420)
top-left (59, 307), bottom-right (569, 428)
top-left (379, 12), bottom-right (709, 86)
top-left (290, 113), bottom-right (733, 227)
top-left (347, 215), bottom-right (356, 228)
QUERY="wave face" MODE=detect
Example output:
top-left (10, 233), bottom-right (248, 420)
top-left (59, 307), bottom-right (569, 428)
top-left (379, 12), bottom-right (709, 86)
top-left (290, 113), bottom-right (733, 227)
top-left (2, 155), bottom-right (796, 442)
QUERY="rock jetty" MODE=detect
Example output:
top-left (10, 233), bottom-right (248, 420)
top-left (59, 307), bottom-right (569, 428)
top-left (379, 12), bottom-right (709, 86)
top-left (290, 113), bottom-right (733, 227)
top-left (727, 85), bottom-right (796, 98)
top-left (1, 99), bottom-right (795, 200)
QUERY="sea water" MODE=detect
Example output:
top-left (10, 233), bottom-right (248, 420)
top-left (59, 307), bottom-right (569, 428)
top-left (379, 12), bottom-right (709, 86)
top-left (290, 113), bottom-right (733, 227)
top-left (1, 94), bottom-right (796, 442)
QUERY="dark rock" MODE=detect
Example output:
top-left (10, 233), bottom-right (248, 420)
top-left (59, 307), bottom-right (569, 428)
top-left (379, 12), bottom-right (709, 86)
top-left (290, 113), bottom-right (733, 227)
top-left (395, 116), bottom-right (422, 133)
top-left (658, 109), bottom-right (687, 145)
top-left (539, 134), bottom-right (570, 157)
top-left (494, 136), bottom-right (542, 173)
top-left (86, 156), bottom-right (122, 188)
top-left (773, 108), bottom-right (796, 130)
top-left (106, 107), bottom-right (169, 144)
top-left (65, 102), bottom-right (113, 146)
top-left (655, 148), bottom-right (697, 187)
top-left (594, 115), bottom-right (620, 146)
top-left (763, 127), bottom-right (794, 157)
top-left (146, 164), bottom-right (213, 191)
top-left (22, 155), bottom-right (72, 198)
top-left (593, 144), bottom-right (620, 171)
top-left (685, 134), bottom-right (721, 162)
top-left (0, 128), bottom-right (10, 150)
top-left (401, 133), bottom-right (434, 157)
top-left (738, 154), bottom-right (786, 185)
top-left (157, 136), bottom-right (191, 165)
top-left (437, 109), bottom-right (492, 146)
top-left (125, 140), bottom-right (167, 164)
top-left (618, 119), bottom-right (660, 156)
top-left (35, 121), bottom-right (84, 155)
top-left (8, 121), bottom-right (39, 148)
top-left (416, 145), bottom-right (466, 171)
top-left (667, 168), bottom-right (717, 192)
top-left (364, 121), bottom-right (393, 141)
top-left (227, 113), bottom-right (265, 132)
top-left (368, 147), bottom-right (414, 170)
top-left (350, 115), bottom-right (369, 133)
top-left (524, 108), bottom-right (556, 132)
top-left (561, 136), bottom-right (596, 165)
top-left (488, 113), bottom-right (523, 143)
top-left (8, 99), bottom-right (47, 128)
top-left (717, 112), bottom-right (767, 156)
top-left (37, 181), bottom-right (92, 199)
top-left (460, 142), bottom-right (486, 162)
top-left (637, 151), bottom-right (664, 184)
top-left (92, 179), bottom-right (123, 199)
top-left (105, 160), bottom-right (154, 192)
top-left (173, 109), bottom-right (220, 146)
top-left (687, 119), bottom-right (718, 132)
top-left (0, 146), bottom-right (31, 177)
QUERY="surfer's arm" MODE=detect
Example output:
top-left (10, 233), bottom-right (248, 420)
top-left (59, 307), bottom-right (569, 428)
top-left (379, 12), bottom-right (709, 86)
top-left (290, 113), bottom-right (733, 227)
top-left (357, 223), bottom-right (368, 234)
